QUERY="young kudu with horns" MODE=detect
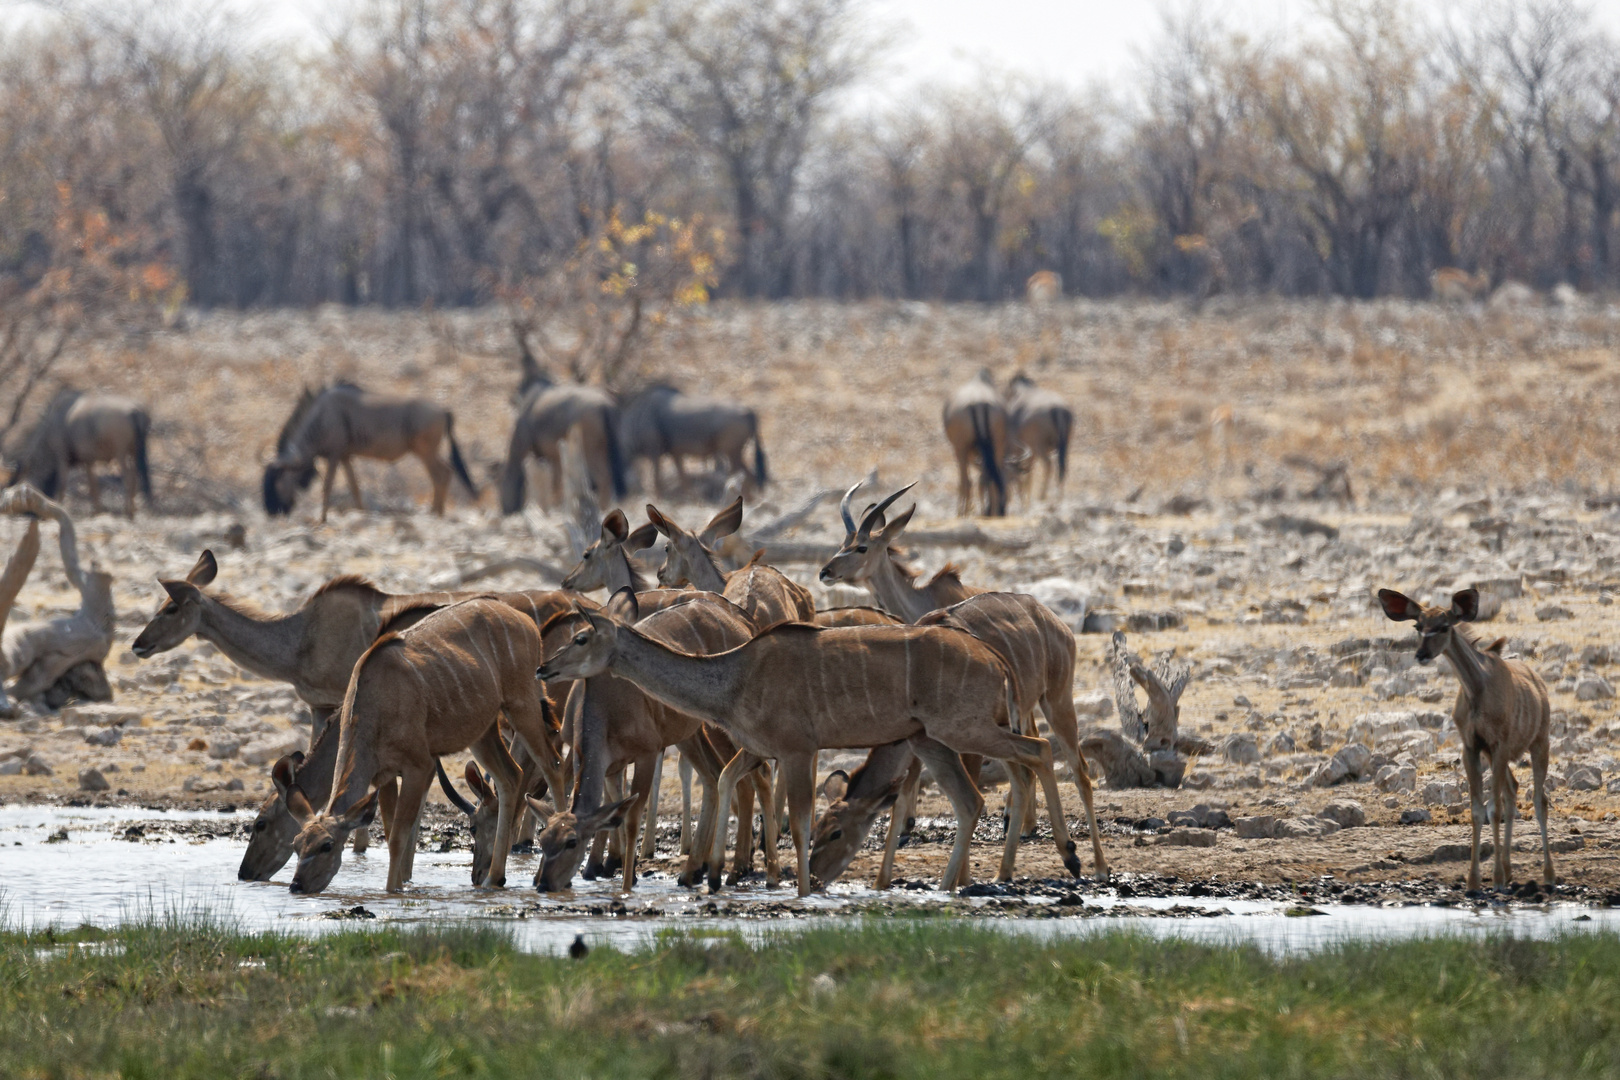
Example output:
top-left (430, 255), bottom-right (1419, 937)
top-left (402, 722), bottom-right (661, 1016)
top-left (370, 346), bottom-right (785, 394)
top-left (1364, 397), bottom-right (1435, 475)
top-left (1379, 587), bottom-right (1553, 890)
top-left (538, 588), bottom-right (1087, 896)
top-left (288, 599), bottom-right (563, 895)
top-left (646, 497), bottom-right (816, 628)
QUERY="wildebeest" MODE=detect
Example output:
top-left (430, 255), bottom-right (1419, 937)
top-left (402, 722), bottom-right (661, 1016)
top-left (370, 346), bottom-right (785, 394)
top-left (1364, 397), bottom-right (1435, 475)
top-left (499, 380), bottom-right (628, 514)
top-left (262, 384), bottom-right (477, 522)
top-left (942, 370), bottom-right (1008, 517)
top-left (617, 384), bottom-right (768, 498)
top-left (1004, 373), bottom-right (1072, 505)
top-left (6, 390), bottom-right (151, 518)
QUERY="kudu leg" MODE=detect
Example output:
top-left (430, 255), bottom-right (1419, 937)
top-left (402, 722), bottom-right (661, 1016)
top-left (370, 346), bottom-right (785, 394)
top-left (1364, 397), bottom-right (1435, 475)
top-left (1532, 740), bottom-right (1554, 884)
top-left (586, 771), bottom-right (622, 880)
top-left (907, 736), bottom-right (983, 894)
top-left (386, 769), bottom-right (432, 893)
top-left (121, 456), bottom-right (137, 518)
top-left (728, 770), bottom-right (757, 885)
top-left (876, 756), bottom-right (924, 891)
top-left (709, 748), bottom-right (766, 893)
top-left (776, 751), bottom-right (818, 897)
top-left (998, 765), bottom-right (1033, 881)
top-left (1461, 744), bottom-right (1487, 892)
top-left (471, 725), bottom-right (524, 888)
top-left (359, 778), bottom-right (399, 856)
top-left (640, 753), bottom-right (663, 861)
top-left (677, 735), bottom-right (722, 887)
top-left (679, 753), bottom-right (695, 855)
top-left (1043, 693), bottom-right (1108, 878)
top-left (85, 468), bottom-right (102, 515)
top-left (1491, 756), bottom-right (1514, 886)
top-left (620, 754), bottom-right (659, 893)
top-left (752, 767), bottom-right (781, 889)
top-left (418, 449), bottom-right (450, 515)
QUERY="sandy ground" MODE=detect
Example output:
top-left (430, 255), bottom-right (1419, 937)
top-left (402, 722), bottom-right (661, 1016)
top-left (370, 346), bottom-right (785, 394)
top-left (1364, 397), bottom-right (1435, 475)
top-left (6, 297), bottom-right (1620, 898)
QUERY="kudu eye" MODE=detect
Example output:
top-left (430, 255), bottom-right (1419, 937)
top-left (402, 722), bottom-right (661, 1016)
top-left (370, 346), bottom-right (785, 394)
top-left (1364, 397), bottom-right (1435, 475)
top-left (829, 829), bottom-right (843, 842)
top-left (565, 838), bottom-right (578, 849)
top-left (254, 819), bottom-right (267, 832)
top-left (319, 841), bottom-right (333, 853)
top-left (574, 632), bottom-right (589, 646)
top-left (855, 546), bottom-right (867, 554)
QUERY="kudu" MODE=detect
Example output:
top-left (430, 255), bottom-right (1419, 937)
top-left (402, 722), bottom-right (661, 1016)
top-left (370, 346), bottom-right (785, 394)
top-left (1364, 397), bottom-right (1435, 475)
top-left (618, 384), bottom-right (768, 497)
top-left (538, 588), bottom-right (1086, 896)
top-left (646, 497), bottom-right (815, 627)
top-left (943, 370), bottom-right (1008, 517)
top-left (1003, 374), bottom-right (1072, 506)
top-left (819, 482), bottom-right (977, 621)
top-left (7, 390), bottom-right (151, 518)
top-left (1025, 270), bottom-right (1062, 304)
top-left (499, 379), bottom-right (627, 514)
top-left (263, 383), bottom-right (477, 522)
top-left (1431, 267), bottom-right (1491, 303)
top-left (531, 591), bottom-right (772, 893)
top-left (1379, 588), bottom-right (1553, 890)
top-left (288, 599), bottom-right (564, 894)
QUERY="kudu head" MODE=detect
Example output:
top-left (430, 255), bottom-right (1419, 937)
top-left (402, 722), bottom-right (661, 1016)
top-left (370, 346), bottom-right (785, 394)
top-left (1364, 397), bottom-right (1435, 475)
top-left (239, 751), bottom-right (306, 881)
top-left (529, 794), bottom-right (635, 892)
top-left (561, 509), bottom-right (658, 592)
top-left (436, 760), bottom-right (518, 887)
top-left (1378, 587), bottom-right (1480, 664)
top-left (818, 481), bottom-right (916, 586)
top-left (131, 549), bottom-right (219, 659)
top-left (536, 588), bottom-right (641, 683)
top-left (287, 782), bottom-right (379, 895)
top-left (808, 772), bottom-right (908, 887)
top-left (646, 498), bottom-right (742, 588)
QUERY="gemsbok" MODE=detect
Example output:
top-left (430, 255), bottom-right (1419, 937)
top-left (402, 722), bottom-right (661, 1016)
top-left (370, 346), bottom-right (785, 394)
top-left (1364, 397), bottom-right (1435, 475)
top-left (7, 390), bottom-right (152, 518)
top-left (618, 384), bottom-right (769, 497)
top-left (943, 370), bottom-right (1008, 517)
top-left (288, 599), bottom-right (563, 894)
top-left (499, 380), bottom-right (627, 514)
top-left (538, 587), bottom-right (1087, 896)
top-left (1378, 587), bottom-right (1553, 890)
top-left (1003, 374), bottom-right (1073, 505)
top-left (262, 383), bottom-right (477, 522)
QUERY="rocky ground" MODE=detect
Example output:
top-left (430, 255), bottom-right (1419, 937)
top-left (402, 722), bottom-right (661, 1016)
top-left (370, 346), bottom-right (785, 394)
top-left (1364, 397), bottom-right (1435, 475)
top-left (6, 297), bottom-right (1620, 897)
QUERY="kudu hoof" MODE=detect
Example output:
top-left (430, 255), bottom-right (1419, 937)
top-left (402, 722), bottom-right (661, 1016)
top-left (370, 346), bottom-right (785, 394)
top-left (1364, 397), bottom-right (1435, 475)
top-left (581, 861), bottom-right (603, 881)
top-left (1063, 855), bottom-right (1085, 878)
top-left (706, 872), bottom-right (724, 893)
top-left (511, 840), bottom-right (536, 855)
top-left (602, 854), bottom-right (623, 876)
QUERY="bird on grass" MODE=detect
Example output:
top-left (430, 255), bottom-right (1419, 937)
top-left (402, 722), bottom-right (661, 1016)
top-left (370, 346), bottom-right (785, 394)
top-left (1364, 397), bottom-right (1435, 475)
top-left (569, 933), bottom-right (589, 960)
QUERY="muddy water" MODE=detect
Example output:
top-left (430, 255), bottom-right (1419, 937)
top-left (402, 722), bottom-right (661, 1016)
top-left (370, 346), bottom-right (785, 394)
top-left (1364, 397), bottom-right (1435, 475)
top-left (2, 805), bottom-right (1613, 956)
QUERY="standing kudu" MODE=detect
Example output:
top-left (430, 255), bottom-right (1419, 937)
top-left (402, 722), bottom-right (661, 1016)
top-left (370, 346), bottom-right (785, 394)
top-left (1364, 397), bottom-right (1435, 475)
top-left (539, 589), bottom-right (1086, 896)
top-left (288, 599), bottom-right (564, 894)
top-left (943, 370), bottom-right (1008, 517)
top-left (7, 390), bottom-right (152, 518)
top-left (1003, 374), bottom-right (1072, 506)
top-left (819, 482), bottom-right (978, 622)
top-left (1379, 588), bottom-right (1553, 890)
top-left (499, 381), bottom-right (628, 513)
top-left (618, 384), bottom-right (769, 497)
top-left (263, 384), bottom-right (477, 522)
top-left (646, 497), bottom-right (815, 627)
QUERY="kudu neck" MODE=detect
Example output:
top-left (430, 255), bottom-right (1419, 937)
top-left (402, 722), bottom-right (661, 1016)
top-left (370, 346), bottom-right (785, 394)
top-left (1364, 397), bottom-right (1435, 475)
top-left (864, 554), bottom-right (934, 624)
top-left (197, 596), bottom-right (308, 691)
top-left (684, 546), bottom-right (729, 594)
top-left (329, 702), bottom-right (383, 818)
top-left (1442, 628), bottom-right (1491, 703)
top-left (609, 626), bottom-right (744, 724)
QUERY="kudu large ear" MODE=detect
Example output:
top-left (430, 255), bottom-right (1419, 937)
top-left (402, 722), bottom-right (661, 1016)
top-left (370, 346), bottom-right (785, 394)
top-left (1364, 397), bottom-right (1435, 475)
top-left (526, 795), bottom-right (558, 819)
top-left (600, 509), bottom-right (629, 545)
top-left (876, 503), bottom-right (916, 545)
top-left (820, 769), bottom-right (850, 803)
top-left (645, 504), bottom-right (678, 538)
top-left (603, 586), bottom-right (640, 624)
top-left (339, 786), bottom-right (380, 830)
top-left (1450, 588), bottom-right (1480, 622)
top-left (464, 761), bottom-right (495, 803)
top-left (580, 796), bottom-right (635, 834)
top-left (699, 496), bottom-right (744, 546)
top-left (271, 753), bottom-right (302, 799)
top-left (625, 522), bottom-right (658, 552)
top-left (285, 786), bottom-right (316, 825)
top-left (160, 579), bottom-right (201, 606)
top-left (187, 549), bottom-right (218, 587)
top-left (1377, 589), bottom-right (1420, 622)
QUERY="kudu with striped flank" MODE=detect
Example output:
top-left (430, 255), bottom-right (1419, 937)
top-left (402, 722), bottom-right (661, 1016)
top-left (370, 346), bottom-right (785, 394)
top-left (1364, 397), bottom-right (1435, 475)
top-left (531, 590), bottom-right (772, 893)
top-left (819, 482), bottom-right (978, 623)
top-left (263, 384), bottom-right (477, 522)
top-left (499, 379), bottom-right (628, 514)
top-left (646, 497), bottom-right (815, 627)
top-left (1379, 587), bottom-right (1553, 890)
top-left (7, 390), bottom-right (152, 518)
top-left (288, 599), bottom-right (563, 894)
top-left (943, 370), bottom-right (1008, 517)
top-left (538, 589), bottom-right (1086, 896)
top-left (1003, 374), bottom-right (1072, 506)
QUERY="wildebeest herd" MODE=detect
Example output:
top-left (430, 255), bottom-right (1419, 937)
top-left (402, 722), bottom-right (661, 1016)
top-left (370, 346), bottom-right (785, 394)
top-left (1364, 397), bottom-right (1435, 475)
top-left (3, 362), bottom-right (1555, 900)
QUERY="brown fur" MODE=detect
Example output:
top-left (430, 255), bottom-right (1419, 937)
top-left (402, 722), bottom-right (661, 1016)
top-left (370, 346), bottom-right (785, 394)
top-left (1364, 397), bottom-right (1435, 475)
top-left (647, 497), bottom-right (815, 627)
top-left (942, 370), bottom-right (1009, 516)
top-left (8, 390), bottom-right (151, 517)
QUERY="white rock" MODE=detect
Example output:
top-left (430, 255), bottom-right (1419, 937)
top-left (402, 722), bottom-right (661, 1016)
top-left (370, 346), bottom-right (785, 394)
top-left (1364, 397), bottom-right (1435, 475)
top-left (1421, 780), bottom-right (1462, 807)
top-left (77, 767), bottom-right (110, 792)
top-left (206, 737), bottom-right (243, 761)
top-left (1567, 764), bottom-right (1603, 791)
top-left (1072, 692), bottom-right (1114, 720)
top-left (1222, 733), bottom-right (1260, 765)
top-left (1319, 799), bottom-right (1366, 828)
top-left (84, 726), bottom-right (122, 748)
top-left (240, 736), bottom-right (304, 767)
top-left (1375, 764), bottom-right (1417, 793)
top-left (60, 704), bottom-right (141, 728)
top-left (1576, 676), bottom-right (1615, 701)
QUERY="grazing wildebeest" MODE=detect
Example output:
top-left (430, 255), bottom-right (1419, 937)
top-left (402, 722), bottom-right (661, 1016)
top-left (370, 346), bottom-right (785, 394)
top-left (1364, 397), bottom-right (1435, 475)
top-left (942, 370), bottom-right (1008, 517)
top-left (262, 384), bottom-right (477, 522)
top-left (499, 380), bottom-right (628, 513)
top-left (618, 384), bottom-right (768, 497)
top-left (1003, 373), bottom-right (1073, 506)
top-left (7, 390), bottom-right (151, 518)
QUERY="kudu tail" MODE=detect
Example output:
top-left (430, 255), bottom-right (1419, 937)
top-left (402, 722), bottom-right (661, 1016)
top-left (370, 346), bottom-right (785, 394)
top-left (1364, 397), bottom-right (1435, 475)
top-left (602, 405), bottom-right (628, 500)
top-left (1053, 406), bottom-right (1072, 483)
top-left (969, 403), bottom-right (1006, 517)
top-left (132, 408), bottom-right (153, 500)
top-left (445, 414), bottom-right (479, 496)
top-left (750, 411), bottom-right (768, 488)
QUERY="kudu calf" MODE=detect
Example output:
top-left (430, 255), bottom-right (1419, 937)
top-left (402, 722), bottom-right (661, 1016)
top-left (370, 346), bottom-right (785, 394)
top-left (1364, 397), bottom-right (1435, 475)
top-left (1379, 588), bottom-right (1553, 890)
top-left (539, 588), bottom-right (1086, 896)
top-left (943, 370), bottom-right (1008, 517)
top-left (263, 383), bottom-right (477, 522)
top-left (7, 390), bottom-right (151, 518)
top-left (288, 599), bottom-right (563, 894)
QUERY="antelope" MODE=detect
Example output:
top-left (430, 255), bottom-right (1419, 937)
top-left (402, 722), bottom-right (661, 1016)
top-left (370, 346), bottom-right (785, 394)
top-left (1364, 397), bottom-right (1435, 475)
top-left (1379, 588), bottom-right (1553, 891)
top-left (499, 380), bottom-right (627, 514)
top-left (538, 588), bottom-right (1087, 897)
top-left (819, 482), bottom-right (978, 623)
top-left (646, 497), bottom-right (815, 627)
top-left (618, 384), bottom-right (769, 497)
top-left (1025, 270), bottom-right (1062, 304)
top-left (7, 390), bottom-right (151, 518)
top-left (288, 598), bottom-right (563, 894)
top-left (262, 384), bottom-right (477, 522)
top-left (1004, 374), bottom-right (1072, 506)
top-left (1431, 267), bottom-right (1490, 303)
top-left (943, 370), bottom-right (1008, 517)
top-left (531, 591), bottom-right (773, 894)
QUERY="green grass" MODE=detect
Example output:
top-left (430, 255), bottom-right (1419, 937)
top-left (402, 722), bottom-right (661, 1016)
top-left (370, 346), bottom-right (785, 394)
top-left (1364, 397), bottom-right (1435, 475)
top-left (4, 917), bottom-right (1620, 1078)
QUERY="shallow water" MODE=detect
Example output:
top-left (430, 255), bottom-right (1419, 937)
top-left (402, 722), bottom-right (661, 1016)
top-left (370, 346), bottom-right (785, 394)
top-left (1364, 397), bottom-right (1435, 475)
top-left (2, 804), bottom-right (1613, 955)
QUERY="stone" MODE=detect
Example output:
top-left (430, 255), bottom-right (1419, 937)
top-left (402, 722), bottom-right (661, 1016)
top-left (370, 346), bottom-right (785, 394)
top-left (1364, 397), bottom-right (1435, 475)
top-left (1382, 795), bottom-right (1400, 809)
top-left (224, 777), bottom-right (245, 792)
top-left (84, 726), bottom-right (122, 747)
top-left (1576, 676), bottom-right (1615, 701)
top-left (1221, 733), bottom-right (1260, 765)
top-left (77, 767), bottom-right (110, 792)
top-left (22, 753), bottom-right (52, 776)
top-left (1319, 799), bottom-right (1367, 828)
top-left (1568, 764), bottom-right (1603, 791)
top-left (1582, 645), bottom-right (1613, 667)
top-left (1309, 756), bottom-right (1350, 787)
top-left (1073, 692), bottom-right (1114, 719)
top-left (1265, 731), bottom-right (1297, 756)
top-left (0, 759), bottom-right (19, 776)
top-left (1149, 749), bottom-right (1186, 788)
top-left (1272, 815), bottom-right (1341, 839)
top-left (60, 704), bottom-right (140, 728)
top-left (1421, 781), bottom-right (1462, 807)
top-left (240, 736), bottom-right (304, 767)
top-left (1537, 605), bottom-right (1574, 622)
top-left (1375, 764), bottom-right (1417, 793)
top-left (1400, 808), bottom-right (1432, 824)
top-left (1333, 743), bottom-right (1373, 778)
top-left (1233, 815), bottom-right (1276, 839)
top-left (206, 737), bottom-right (243, 761)
top-left (1159, 828), bottom-right (1217, 847)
